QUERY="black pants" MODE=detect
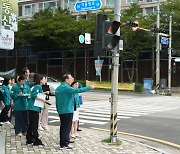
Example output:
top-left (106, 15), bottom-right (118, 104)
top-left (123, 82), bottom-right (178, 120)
top-left (59, 113), bottom-right (73, 147)
top-left (0, 105), bottom-right (10, 122)
top-left (26, 110), bottom-right (41, 143)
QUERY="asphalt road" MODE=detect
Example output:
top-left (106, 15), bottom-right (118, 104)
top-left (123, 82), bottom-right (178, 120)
top-left (48, 91), bottom-right (180, 147)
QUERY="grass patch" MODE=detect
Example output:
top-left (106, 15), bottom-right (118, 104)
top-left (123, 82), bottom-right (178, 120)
top-left (101, 138), bottom-right (122, 145)
top-left (101, 138), bottom-right (111, 143)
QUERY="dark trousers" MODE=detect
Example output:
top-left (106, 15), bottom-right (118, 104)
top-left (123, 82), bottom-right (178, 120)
top-left (0, 105), bottom-right (10, 122)
top-left (59, 113), bottom-right (73, 147)
top-left (26, 110), bottom-right (41, 143)
top-left (14, 110), bottom-right (28, 134)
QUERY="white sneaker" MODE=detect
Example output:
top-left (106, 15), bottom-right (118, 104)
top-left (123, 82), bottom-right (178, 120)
top-left (16, 133), bottom-right (22, 137)
top-left (0, 122), bottom-right (4, 125)
top-left (70, 134), bottom-right (76, 139)
top-left (42, 126), bottom-right (49, 130)
top-left (4, 121), bottom-right (11, 125)
top-left (39, 126), bottom-right (44, 131)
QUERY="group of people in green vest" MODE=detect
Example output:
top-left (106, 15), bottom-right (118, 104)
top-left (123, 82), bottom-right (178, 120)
top-left (0, 68), bottom-right (95, 149)
top-left (0, 67), bottom-right (50, 146)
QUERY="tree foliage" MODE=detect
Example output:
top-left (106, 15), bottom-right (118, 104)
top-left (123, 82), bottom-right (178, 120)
top-left (15, 8), bottom-right (95, 51)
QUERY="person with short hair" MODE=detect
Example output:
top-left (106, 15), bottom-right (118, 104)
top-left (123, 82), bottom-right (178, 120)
top-left (11, 75), bottom-right (30, 136)
top-left (55, 73), bottom-right (94, 150)
top-left (70, 81), bottom-right (81, 139)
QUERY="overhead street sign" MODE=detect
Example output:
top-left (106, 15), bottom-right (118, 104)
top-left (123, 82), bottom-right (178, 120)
top-left (75, 0), bottom-right (102, 12)
top-left (161, 37), bottom-right (169, 45)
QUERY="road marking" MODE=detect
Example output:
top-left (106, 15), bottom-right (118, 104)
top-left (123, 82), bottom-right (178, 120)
top-left (90, 127), bottom-right (180, 149)
top-left (79, 112), bottom-right (131, 119)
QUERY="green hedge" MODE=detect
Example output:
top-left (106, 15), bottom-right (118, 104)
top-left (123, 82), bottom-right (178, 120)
top-left (135, 83), bottom-right (143, 92)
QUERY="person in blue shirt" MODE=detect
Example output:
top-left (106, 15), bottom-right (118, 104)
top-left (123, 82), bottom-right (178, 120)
top-left (55, 73), bottom-right (94, 150)
top-left (0, 78), bottom-right (12, 124)
top-left (26, 74), bottom-right (50, 146)
top-left (11, 75), bottom-right (30, 136)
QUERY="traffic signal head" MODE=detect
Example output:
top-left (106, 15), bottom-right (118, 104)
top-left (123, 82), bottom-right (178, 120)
top-left (102, 20), bottom-right (120, 50)
top-left (172, 58), bottom-right (176, 73)
top-left (126, 21), bottom-right (139, 27)
top-left (150, 28), bottom-right (165, 34)
top-left (95, 14), bottom-right (107, 41)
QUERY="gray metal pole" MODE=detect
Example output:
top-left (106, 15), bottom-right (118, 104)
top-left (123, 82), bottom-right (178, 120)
top-left (110, 0), bottom-right (121, 143)
top-left (168, 15), bottom-right (172, 96)
top-left (156, 0), bottom-right (160, 90)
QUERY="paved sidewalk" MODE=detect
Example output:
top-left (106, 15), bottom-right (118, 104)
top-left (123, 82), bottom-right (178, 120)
top-left (0, 124), bottom-right (164, 154)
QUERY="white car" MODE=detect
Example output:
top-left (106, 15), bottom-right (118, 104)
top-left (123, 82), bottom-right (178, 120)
top-left (47, 77), bottom-right (61, 95)
top-left (0, 77), bottom-right (4, 88)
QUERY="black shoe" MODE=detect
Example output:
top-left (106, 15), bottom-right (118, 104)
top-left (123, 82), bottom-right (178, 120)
top-left (68, 139), bottom-right (75, 143)
top-left (33, 141), bottom-right (44, 146)
top-left (77, 128), bottom-right (82, 131)
top-left (60, 145), bottom-right (73, 150)
top-left (26, 141), bottom-right (33, 145)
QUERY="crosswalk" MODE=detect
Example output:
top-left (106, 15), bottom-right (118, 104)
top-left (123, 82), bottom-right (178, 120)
top-left (48, 95), bottom-right (180, 125)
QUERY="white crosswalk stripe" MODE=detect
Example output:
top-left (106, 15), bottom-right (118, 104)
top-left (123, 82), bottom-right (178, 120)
top-left (48, 95), bottom-right (180, 125)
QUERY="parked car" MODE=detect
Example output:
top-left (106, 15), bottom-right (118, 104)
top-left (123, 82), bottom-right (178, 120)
top-left (47, 77), bottom-right (61, 95)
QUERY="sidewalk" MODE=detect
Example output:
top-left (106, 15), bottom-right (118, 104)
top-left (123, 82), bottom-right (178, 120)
top-left (0, 124), bottom-right (164, 154)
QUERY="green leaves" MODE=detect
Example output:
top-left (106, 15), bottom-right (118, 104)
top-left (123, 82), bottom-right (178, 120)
top-left (15, 8), bottom-right (95, 50)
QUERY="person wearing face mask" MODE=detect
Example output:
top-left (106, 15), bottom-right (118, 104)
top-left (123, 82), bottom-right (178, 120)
top-left (11, 75), bottom-right (30, 136)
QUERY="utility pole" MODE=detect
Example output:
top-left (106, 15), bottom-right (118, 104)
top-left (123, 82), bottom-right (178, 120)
top-left (156, 0), bottom-right (160, 90)
top-left (110, 0), bottom-right (121, 143)
top-left (168, 15), bottom-right (172, 96)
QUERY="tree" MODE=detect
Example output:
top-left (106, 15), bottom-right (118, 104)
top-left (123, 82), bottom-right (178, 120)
top-left (161, 0), bottom-right (180, 54)
top-left (15, 8), bottom-right (96, 51)
top-left (120, 3), bottom-right (153, 82)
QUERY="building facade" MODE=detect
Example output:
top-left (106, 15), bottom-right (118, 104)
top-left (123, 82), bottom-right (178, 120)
top-left (18, 0), bottom-right (166, 19)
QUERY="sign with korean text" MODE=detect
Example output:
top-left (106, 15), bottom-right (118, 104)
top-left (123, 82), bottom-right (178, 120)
top-left (0, 0), bottom-right (18, 32)
top-left (161, 37), bottom-right (169, 45)
top-left (0, 28), bottom-right (14, 49)
top-left (75, 0), bottom-right (102, 12)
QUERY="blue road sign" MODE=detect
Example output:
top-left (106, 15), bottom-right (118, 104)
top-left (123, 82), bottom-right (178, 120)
top-left (75, 0), bottom-right (102, 12)
top-left (79, 35), bottom-right (85, 44)
top-left (161, 37), bottom-right (169, 45)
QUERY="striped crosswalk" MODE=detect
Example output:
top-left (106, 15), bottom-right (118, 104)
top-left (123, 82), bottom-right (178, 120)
top-left (48, 95), bottom-right (180, 125)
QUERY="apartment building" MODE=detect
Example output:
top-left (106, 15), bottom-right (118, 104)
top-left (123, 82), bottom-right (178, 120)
top-left (18, 0), bottom-right (165, 19)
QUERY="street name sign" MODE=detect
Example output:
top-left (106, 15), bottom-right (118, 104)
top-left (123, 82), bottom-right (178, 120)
top-left (75, 0), bottom-right (102, 12)
top-left (161, 37), bottom-right (169, 45)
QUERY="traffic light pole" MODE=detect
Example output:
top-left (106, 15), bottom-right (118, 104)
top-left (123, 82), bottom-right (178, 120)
top-left (156, 0), bottom-right (160, 91)
top-left (168, 15), bottom-right (172, 96)
top-left (110, 0), bottom-right (121, 143)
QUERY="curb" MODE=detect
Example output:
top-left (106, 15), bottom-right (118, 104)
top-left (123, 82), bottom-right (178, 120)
top-left (90, 127), bottom-right (178, 154)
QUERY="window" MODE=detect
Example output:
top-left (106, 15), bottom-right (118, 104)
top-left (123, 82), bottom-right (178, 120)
top-left (146, 7), bottom-right (157, 14)
top-left (127, 0), bottom-right (138, 3)
top-left (69, 0), bottom-right (76, 11)
top-left (24, 4), bottom-right (36, 16)
top-left (146, 0), bottom-right (157, 2)
top-left (106, 0), bottom-right (114, 6)
top-left (64, 0), bottom-right (69, 9)
top-left (19, 5), bottom-right (23, 16)
top-left (39, 1), bottom-right (58, 12)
